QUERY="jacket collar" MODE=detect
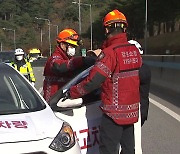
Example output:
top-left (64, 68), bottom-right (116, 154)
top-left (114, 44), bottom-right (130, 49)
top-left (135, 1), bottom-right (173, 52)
top-left (54, 46), bottom-right (69, 60)
top-left (102, 33), bottom-right (127, 49)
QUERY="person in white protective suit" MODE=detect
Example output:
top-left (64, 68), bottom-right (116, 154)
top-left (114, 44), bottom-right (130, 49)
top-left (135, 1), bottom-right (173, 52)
top-left (128, 40), bottom-right (151, 154)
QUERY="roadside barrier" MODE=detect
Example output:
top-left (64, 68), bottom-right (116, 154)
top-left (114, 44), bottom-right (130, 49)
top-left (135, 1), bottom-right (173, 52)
top-left (143, 55), bottom-right (180, 94)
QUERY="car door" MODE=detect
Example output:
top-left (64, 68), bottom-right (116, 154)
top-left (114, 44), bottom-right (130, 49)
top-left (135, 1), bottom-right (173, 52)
top-left (49, 66), bottom-right (102, 154)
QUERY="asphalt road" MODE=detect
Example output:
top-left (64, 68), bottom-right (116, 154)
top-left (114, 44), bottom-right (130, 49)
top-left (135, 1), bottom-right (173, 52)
top-left (33, 66), bottom-right (180, 154)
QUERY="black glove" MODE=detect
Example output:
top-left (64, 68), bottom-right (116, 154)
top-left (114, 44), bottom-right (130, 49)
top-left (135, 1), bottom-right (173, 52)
top-left (83, 56), bottom-right (96, 67)
top-left (62, 90), bottom-right (71, 102)
top-left (141, 115), bottom-right (147, 126)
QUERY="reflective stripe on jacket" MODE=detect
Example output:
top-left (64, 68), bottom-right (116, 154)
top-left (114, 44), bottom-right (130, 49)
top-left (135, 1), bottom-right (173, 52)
top-left (99, 42), bottom-right (142, 125)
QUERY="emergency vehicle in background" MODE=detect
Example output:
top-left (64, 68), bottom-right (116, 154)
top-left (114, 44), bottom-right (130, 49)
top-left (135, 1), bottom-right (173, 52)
top-left (28, 48), bottom-right (42, 62)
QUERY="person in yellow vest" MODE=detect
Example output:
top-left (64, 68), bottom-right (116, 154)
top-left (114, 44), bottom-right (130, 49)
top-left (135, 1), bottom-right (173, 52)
top-left (11, 48), bottom-right (36, 86)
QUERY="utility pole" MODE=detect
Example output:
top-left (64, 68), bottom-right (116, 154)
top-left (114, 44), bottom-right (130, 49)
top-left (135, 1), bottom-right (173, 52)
top-left (40, 28), bottom-right (43, 49)
top-left (35, 17), bottom-right (52, 56)
top-left (89, 4), bottom-right (92, 50)
top-left (2, 28), bottom-right (16, 50)
top-left (0, 42), bottom-right (2, 52)
top-left (51, 24), bottom-right (59, 35)
top-left (145, 0), bottom-right (148, 54)
top-left (78, 0), bottom-right (81, 35)
top-left (72, 1), bottom-right (93, 50)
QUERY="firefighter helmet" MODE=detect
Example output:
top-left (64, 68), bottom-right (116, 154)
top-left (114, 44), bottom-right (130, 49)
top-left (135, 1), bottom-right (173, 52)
top-left (103, 9), bottom-right (128, 27)
top-left (56, 28), bottom-right (80, 46)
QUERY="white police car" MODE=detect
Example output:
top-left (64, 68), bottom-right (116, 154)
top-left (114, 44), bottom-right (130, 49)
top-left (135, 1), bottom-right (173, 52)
top-left (0, 63), bottom-right (81, 154)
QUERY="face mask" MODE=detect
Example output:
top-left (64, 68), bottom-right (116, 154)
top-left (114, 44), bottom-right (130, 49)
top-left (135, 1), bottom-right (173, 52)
top-left (67, 47), bottom-right (76, 57)
top-left (16, 55), bottom-right (23, 61)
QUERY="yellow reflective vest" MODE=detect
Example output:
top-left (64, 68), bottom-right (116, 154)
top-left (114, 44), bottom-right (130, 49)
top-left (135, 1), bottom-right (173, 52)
top-left (11, 59), bottom-right (36, 82)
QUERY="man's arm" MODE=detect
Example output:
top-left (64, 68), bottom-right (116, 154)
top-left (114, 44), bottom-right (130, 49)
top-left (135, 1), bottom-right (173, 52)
top-left (69, 68), bottom-right (106, 99)
top-left (52, 56), bottom-right (96, 74)
top-left (69, 51), bottom-right (113, 99)
top-left (52, 56), bottom-right (84, 74)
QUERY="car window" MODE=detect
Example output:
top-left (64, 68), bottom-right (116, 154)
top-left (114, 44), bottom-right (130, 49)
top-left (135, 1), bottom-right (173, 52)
top-left (0, 63), bottom-right (46, 115)
top-left (64, 66), bottom-right (101, 104)
top-left (49, 66), bottom-right (101, 111)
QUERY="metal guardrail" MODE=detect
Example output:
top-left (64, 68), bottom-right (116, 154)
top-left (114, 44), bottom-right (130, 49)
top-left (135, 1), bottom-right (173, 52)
top-left (144, 61), bottom-right (180, 70)
top-left (143, 55), bottom-right (180, 94)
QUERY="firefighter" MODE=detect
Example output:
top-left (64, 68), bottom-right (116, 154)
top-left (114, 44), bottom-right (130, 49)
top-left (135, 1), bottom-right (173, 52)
top-left (87, 40), bottom-right (151, 154)
top-left (43, 28), bottom-right (95, 102)
top-left (11, 48), bottom-right (36, 86)
top-left (63, 10), bottom-right (142, 154)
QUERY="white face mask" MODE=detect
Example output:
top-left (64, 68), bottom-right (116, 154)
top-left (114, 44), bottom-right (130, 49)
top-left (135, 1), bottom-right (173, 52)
top-left (67, 47), bottom-right (76, 57)
top-left (16, 55), bottom-right (23, 61)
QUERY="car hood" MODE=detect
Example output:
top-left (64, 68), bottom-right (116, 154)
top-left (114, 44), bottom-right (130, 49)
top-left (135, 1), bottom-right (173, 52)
top-left (0, 106), bottom-right (64, 143)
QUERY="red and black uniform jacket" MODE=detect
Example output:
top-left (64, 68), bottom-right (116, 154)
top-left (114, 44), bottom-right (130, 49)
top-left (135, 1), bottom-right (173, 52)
top-left (70, 33), bottom-right (142, 125)
top-left (43, 46), bottom-right (83, 102)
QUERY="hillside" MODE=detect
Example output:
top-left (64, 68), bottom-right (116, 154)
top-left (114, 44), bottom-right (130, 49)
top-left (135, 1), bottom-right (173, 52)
top-left (0, 0), bottom-right (179, 55)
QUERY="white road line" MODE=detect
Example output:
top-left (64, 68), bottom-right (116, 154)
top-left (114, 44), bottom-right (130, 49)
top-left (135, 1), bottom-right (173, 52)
top-left (150, 98), bottom-right (180, 122)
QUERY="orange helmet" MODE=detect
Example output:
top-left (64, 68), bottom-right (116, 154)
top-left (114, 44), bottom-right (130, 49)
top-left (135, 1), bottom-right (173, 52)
top-left (103, 9), bottom-right (128, 27)
top-left (56, 28), bottom-right (79, 46)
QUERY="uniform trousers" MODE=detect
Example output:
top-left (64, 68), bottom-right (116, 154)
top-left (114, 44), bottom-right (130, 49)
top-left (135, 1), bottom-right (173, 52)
top-left (120, 106), bottom-right (142, 154)
top-left (99, 114), bottom-right (135, 154)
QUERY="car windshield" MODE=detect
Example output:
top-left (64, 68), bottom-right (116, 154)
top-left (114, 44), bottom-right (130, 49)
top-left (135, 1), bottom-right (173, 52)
top-left (0, 63), bottom-right (46, 115)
